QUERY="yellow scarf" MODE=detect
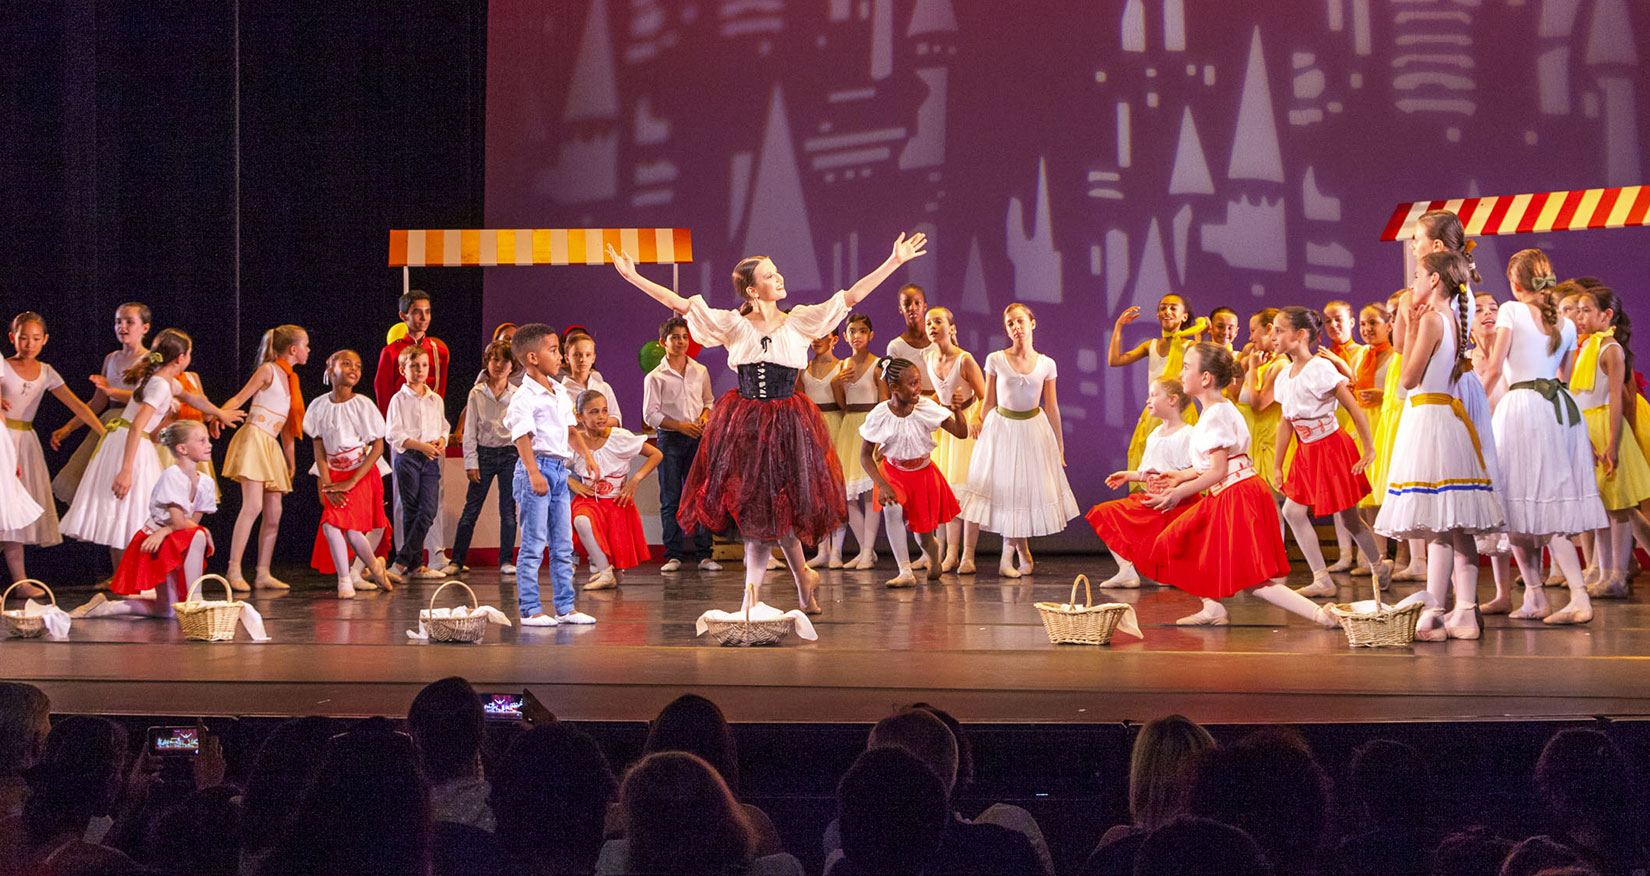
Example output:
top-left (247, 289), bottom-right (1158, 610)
top-left (1570, 328), bottom-right (1614, 393)
top-left (1160, 317), bottom-right (1210, 378)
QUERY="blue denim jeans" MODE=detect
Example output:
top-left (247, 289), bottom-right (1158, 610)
top-left (451, 444), bottom-right (518, 567)
top-left (656, 430), bottom-right (713, 560)
top-left (512, 454), bottom-right (574, 617)
top-left (392, 451), bottom-right (442, 570)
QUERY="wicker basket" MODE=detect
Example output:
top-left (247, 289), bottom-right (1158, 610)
top-left (1036, 575), bottom-right (1132, 645)
top-left (1328, 595), bottom-right (1423, 647)
top-left (2, 580), bottom-right (54, 638)
top-left (423, 581), bottom-right (489, 643)
top-left (174, 574), bottom-right (244, 642)
top-left (703, 585), bottom-right (794, 647)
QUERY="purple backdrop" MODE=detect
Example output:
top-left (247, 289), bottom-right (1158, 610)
top-left (484, 0), bottom-right (1650, 548)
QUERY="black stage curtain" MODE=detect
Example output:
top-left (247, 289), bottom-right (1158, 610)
top-left (1, 0), bottom-right (486, 583)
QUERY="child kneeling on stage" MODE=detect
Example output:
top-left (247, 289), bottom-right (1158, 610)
top-left (72, 420), bottom-right (217, 619)
top-left (570, 390), bottom-right (662, 590)
top-left (506, 323), bottom-right (600, 626)
top-left (859, 357), bottom-right (968, 587)
top-left (1086, 377), bottom-right (1197, 589)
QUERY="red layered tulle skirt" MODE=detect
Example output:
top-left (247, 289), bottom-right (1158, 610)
top-left (1144, 475), bottom-right (1289, 598)
top-left (1282, 429), bottom-right (1370, 515)
top-left (870, 461), bottom-right (961, 534)
top-left (572, 495), bottom-right (650, 570)
top-left (679, 391), bottom-right (847, 545)
top-left (310, 467), bottom-right (392, 573)
top-left (111, 527), bottom-right (213, 598)
top-left (1085, 493), bottom-right (1199, 565)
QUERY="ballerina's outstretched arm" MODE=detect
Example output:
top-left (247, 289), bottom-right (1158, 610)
top-left (609, 245), bottom-right (692, 314)
top-left (843, 232), bottom-right (927, 307)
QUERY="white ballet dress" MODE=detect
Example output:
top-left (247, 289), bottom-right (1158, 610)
top-left (0, 360), bottom-right (63, 544)
top-left (0, 360), bottom-right (45, 534)
top-left (1490, 304), bottom-right (1606, 536)
top-left (52, 349), bottom-right (144, 504)
top-left (60, 376), bottom-right (178, 549)
top-left (1374, 311), bottom-right (1505, 537)
top-left (957, 352), bottom-right (1079, 537)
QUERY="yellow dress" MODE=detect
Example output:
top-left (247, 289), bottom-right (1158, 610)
top-left (1248, 356), bottom-right (1285, 492)
top-left (1125, 338), bottom-right (1198, 478)
top-left (1362, 352), bottom-right (1405, 508)
top-left (831, 360), bottom-right (881, 498)
top-left (1572, 341), bottom-right (1650, 510)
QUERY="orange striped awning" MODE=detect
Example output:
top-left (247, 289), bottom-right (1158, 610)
top-left (388, 228), bottom-right (694, 267)
top-left (1380, 186), bottom-right (1650, 241)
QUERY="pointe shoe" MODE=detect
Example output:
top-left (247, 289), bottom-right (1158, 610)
top-left (940, 553), bottom-right (959, 573)
top-left (886, 571), bottom-right (917, 588)
top-left (1413, 608), bottom-right (1448, 642)
top-left (997, 564), bottom-right (1022, 579)
top-left (1444, 608), bottom-right (1481, 640)
top-left (1176, 603), bottom-right (1230, 626)
top-left (583, 568), bottom-right (617, 590)
top-left (956, 557), bottom-right (976, 575)
top-left (849, 552), bottom-right (877, 570)
top-left (1373, 560), bottom-right (1394, 594)
top-left (227, 576), bottom-right (252, 593)
top-left (1294, 570), bottom-right (1337, 598)
top-left (1544, 601), bottom-right (1594, 625)
top-left (254, 575), bottom-right (291, 591)
top-left (69, 592), bottom-right (108, 619)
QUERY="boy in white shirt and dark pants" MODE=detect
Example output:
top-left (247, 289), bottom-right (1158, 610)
top-left (642, 317), bottom-right (718, 572)
top-left (505, 324), bottom-right (599, 626)
top-left (385, 346), bottom-right (450, 579)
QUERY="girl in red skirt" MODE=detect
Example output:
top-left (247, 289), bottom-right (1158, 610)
top-left (1144, 343), bottom-right (1339, 628)
top-left (1268, 307), bottom-right (1394, 600)
top-left (859, 357), bottom-right (967, 587)
top-left (1086, 377), bottom-right (1197, 589)
top-left (570, 390), bottom-right (662, 591)
top-left (70, 420), bottom-right (217, 619)
top-left (609, 233), bottom-right (927, 614)
top-left (304, 350), bottom-right (397, 598)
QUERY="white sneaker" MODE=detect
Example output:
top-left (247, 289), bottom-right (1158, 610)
top-left (555, 610), bottom-right (597, 625)
top-left (520, 613), bottom-right (560, 627)
top-left (699, 559), bottom-right (723, 572)
top-left (661, 558), bottom-right (683, 572)
top-left (499, 563), bottom-right (517, 576)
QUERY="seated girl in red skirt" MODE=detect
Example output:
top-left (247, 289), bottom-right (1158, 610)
top-left (1268, 306), bottom-right (1393, 600)
top-left (570, 390), bottom-right (662, 590)
top-left (1086, 377), bottom-right (1197, 589)
top-left (859, 357), bottom-right (968, 588)
top-left (70, 420), bottom-right (217, 620)
top-left (304, 350), bottom-right (397, 599)
top-left (1143, 343), bottom-right (1339, 628)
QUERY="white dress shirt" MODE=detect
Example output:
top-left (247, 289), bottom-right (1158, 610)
top-left (642, 356), bottom-right (714, 431)
top-left (504, 374), bottom-right (576, 460)
top-left (561, 371), bottom-right (622, 426)
top-left (462, 380), bottom-right (516, 466)
top-left (385, 383), bottom-right (450, 454)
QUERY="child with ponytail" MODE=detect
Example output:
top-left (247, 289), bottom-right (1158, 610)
top-left (61, 330), bottom-right (243, 572)
top-left (219, 325), bottom-right (310, 591)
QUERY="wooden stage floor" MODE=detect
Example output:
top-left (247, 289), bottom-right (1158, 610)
top-left (13, 556), bottom-right (1650, 725)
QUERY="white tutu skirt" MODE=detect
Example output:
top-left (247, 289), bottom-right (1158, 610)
top-left (60, 426), bottom-right (161, 549)
top-left (1491, 388), bottom-right (1608, 536)
top-left (956, 409), bottom-right (1078, 538)
top-left (0, 427), bottom-right (58, 545)
top-left (0, 427), bottom-right (43, 534)
top-left (1374, 402), bottom-right (1505, 538)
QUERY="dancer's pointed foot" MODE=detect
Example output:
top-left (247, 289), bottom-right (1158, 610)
top-left (1313, 604), bottom-right (1342, 629)
top-left (1393, 564), bottom-right (1428, 582)
top-left (1099, 569), bottom-right (1141, 589)
top-left (12, 581), bottom-right (44, 599)
top-left (583, 567), bottom-right (617, 590)
top-left (336, 581), bottom-right (355, 599)
top-left (910, 555), bottom-right (930, 571)
top-left (1176, 601), bottom-right (1229, 626)
top-left (254, 574), bottom-right (290, 591)
top-left (69, 592), bottom-right (108, 619)
top-left (797, 566), bottom-right (823, 615)
top-left (227, 576), bottom-right (252, 593)
top-left (1587, 571), bottom-right (1629, 598)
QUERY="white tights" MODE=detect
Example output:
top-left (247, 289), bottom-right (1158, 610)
top-left (322, 524), bottom-right (382, 589)
top-left (845, 493), bottom-right (881, 558)
top-left (1280, 501), bottom-right (1381, 575)
top-left (86, 531), bottom-right (209, 618)
top-left (573, 517), bottom-right (609, 571)
top-left (882, 506), bottom-right (939, 574)
top-left (741, 534), bottom-right (815, 609)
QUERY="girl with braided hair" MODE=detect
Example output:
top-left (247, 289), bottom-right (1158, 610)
top-left (1376, 252), bottom-right (1506, 640)
top-left (1474, 250), bottom-right (1604, 620)
top-left (857, 357), bottom-right (967, 587)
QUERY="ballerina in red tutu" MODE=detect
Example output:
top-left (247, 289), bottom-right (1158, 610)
top-left (71, 420), bottom-right (217, 619)
top-left (609, 232), bottom-right (928, 613)
top-left (1085, 377), bottom-right (1197, 590)
top-left (1267, 306), bottom-right (1394, 600)
top-left (569, 390), bottom-right (662, 591)
top-left (1143, 343), bottom-right (1339, 628)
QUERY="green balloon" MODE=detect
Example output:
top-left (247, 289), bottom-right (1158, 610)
top-left (638, 340), bottom-right (666, 374)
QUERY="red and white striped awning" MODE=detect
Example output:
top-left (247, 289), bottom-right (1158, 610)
top-left (1380, 186), bottom-right (1650, 241)
top-left (388, 228), bottom-right (693, 267)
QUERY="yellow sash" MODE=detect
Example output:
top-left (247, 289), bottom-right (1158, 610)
top-left (1160, 317), bottom-right (1210, 379)
top-left (1409, 393), bottom-right (1484, 470)
top-left (1570, 328), bottom-right (1614, 392)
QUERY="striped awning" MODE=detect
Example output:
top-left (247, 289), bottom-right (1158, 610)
top-left (1380, 186), bottom-right (1650, 241)
top-left (388, 228), bottom-right (693, 266)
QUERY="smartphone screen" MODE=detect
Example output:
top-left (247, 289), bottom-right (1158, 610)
top-left (148, 726), bottom-right (200, 756)
top-left (481, 693), bottom-right (525, 721)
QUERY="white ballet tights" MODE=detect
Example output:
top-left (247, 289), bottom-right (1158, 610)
top-left (322, 524), bottom-right (382, 588)
top-left (1280, 501), bottom-right (1381, 575)
top-left (882, 507), bottom-right (940, 574)
top-left (742, 534), bottom-right (816, 609)
top-left (845, 493), bottom-right (880, 558)
top-left (1598, 513), bottom-right (1634, 576)
top-left (999, 537), bottom-right (1032, 574)
top-left (572, 517), bottom-right (609, 571)
top-left (87, 531), bottom-right (208, 618)
top-left (1249, 581), bottom-right (1332, 622)
top-left (346, 528), bottom-right (386, 580)
top-left (957, 519), bottom-right (982, 566)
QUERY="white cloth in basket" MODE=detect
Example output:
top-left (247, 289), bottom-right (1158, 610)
top-left (1103, 604), bottom-right (1144, 639)
top-left (695, 602), bottom-right (819, 641)
top-left (407, 604), bottom-right (513, 640)
top-left (16, 598), bottom-right (71, 639)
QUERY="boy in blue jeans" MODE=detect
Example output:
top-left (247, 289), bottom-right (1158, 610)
top-left (504, 324), bottom-right (599, 626)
